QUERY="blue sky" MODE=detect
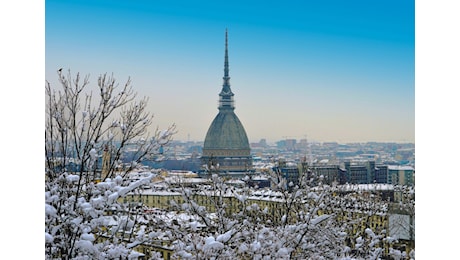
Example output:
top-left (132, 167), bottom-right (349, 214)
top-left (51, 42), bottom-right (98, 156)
top-left (45, 0), bottom-right (415, 143)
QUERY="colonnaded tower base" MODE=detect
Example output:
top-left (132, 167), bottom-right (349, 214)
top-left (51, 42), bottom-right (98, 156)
top-left (201, 30), bottom-right (253, 175)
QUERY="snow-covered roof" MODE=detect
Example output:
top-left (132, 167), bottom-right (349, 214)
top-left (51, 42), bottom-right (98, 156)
top-left (248, 189), bottom-right (284, 202)
top-left (167, 170), bottom-right (198, 177)
top-left (226, 179), bottom-right (245, 184)
top-left (251, 176), bottom-right (270, 181)
top-left (165, 176), bottom-right (211, 184)
top-left (336, 183), bottom-right (394, 192)
top-left (388, 165), bottom-right (414, 171)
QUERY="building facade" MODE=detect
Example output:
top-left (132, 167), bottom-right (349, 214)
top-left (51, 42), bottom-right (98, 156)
top-left (121, 181), bottom-right (414, 258)
top-left (388, 165), bottom-right (415, 186)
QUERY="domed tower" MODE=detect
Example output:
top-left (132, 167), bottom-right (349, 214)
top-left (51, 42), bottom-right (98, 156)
top-left (202, 30), bottom-right (253, 174)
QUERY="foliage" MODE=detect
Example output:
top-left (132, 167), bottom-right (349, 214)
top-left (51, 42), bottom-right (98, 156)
top-left (44, 69), bottom-right (415, 259)
top-left (45, 69), bottom-right (175, 259)
top-left (157, 162), bottom-right (415, 260)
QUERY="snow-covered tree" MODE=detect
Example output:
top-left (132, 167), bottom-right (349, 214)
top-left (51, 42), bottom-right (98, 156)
top-left (161, 165), bottom-right (349, 259)
top-left (161, 162), bottom-right (414, 260)
top-left (45, 69), bottom-right (176, 259)
top-left (261, 163), bottom-right (352, 259)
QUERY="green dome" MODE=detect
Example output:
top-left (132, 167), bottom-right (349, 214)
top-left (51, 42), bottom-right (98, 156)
top-left (203, 110), bottom-right (250, 150)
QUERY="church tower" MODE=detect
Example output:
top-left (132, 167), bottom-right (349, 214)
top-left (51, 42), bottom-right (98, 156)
top-left (201, 30), bottom-right (253, 175)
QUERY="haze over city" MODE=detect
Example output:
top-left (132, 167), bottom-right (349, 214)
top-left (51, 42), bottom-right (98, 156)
top-left (45, 0), bottom-right (415, 144)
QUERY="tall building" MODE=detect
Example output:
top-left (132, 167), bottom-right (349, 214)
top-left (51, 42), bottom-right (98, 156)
top-left (201, 30), bottom-right (252, 175)
top-left (388, 165), bottom-right (415, 186)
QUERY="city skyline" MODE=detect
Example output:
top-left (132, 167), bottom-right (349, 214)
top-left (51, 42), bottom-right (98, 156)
top-left (45, 0), bottom-right (415, 144)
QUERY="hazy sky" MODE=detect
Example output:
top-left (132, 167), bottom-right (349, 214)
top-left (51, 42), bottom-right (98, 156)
top-left (45, 0), bottom-right (415, 144)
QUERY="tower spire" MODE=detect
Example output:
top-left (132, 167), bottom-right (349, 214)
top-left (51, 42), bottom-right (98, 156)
top-left (219, 28), bottom-right (234, 110)
top-left (224, 28), bottom-right (230, 83)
